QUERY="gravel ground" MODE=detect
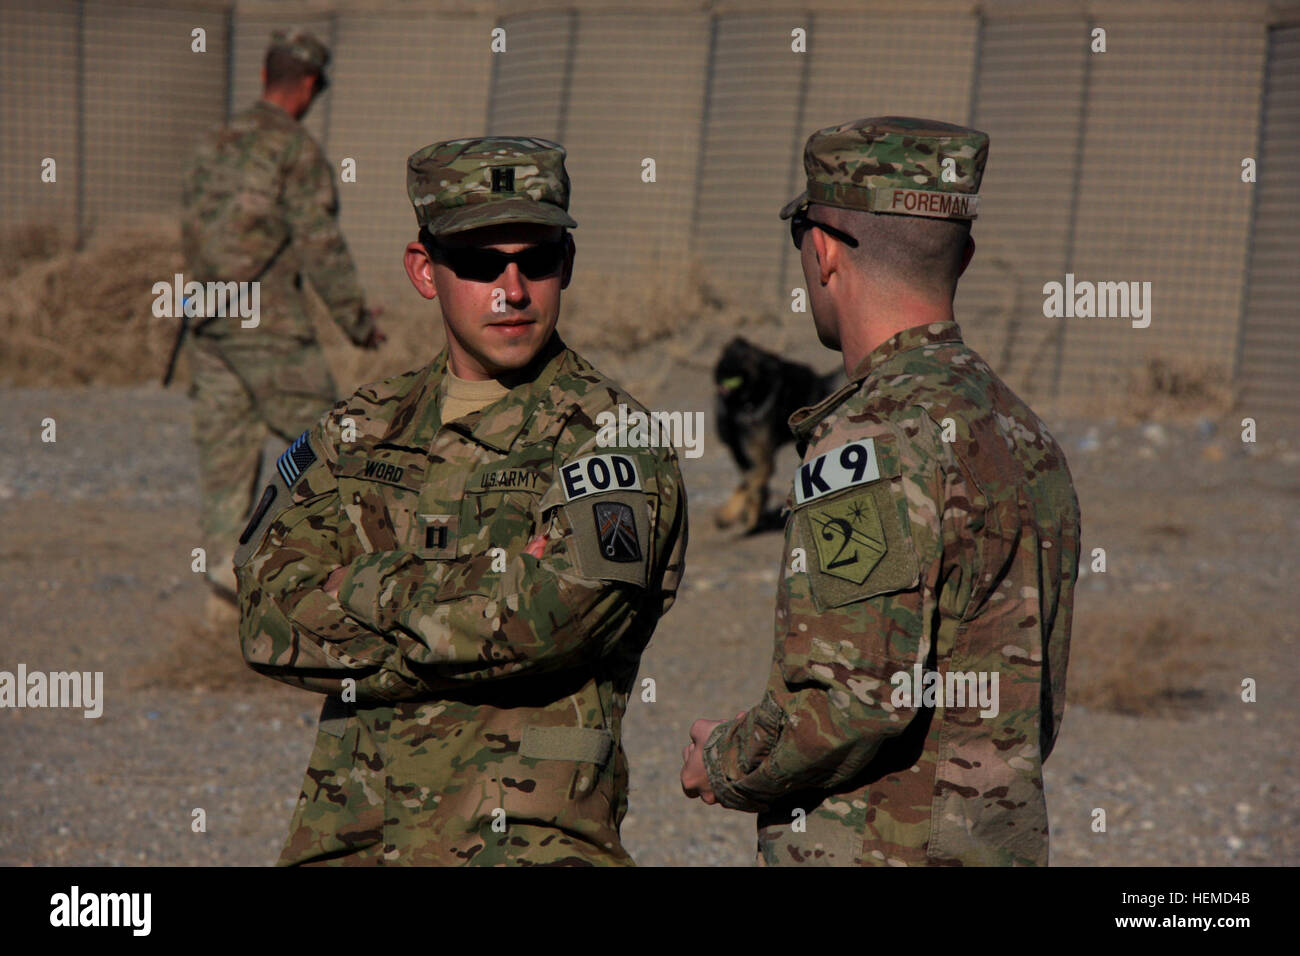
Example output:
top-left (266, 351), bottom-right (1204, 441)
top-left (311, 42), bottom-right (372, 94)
top-left (2, 360), bottom-right (1297, 866)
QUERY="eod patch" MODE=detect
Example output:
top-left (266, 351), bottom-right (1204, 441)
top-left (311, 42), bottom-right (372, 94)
top-left (560, 453), bottom-right (641, 501)
top-left (548, 453), bottom-right (652, 587)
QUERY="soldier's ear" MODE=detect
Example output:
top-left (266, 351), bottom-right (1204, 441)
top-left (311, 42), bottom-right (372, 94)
top-left (560, 232), bottom-right (575, 290)
top-left (404, 241), bottom-right (438, 300)
top-left (810, 223), bottom-right (836, 286)
top-left (957, 235), bottom-right (976, 279)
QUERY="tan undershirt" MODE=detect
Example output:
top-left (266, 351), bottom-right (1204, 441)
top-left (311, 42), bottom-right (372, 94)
top-left (440, 368), bottom-right (510, 423)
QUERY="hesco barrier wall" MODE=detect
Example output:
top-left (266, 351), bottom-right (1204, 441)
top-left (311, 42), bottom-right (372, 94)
top-left (1, 0), bottom-right (1297, 414)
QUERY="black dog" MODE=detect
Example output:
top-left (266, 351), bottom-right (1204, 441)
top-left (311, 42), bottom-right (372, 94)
top-left (714, 336), bottom-right (842, 532)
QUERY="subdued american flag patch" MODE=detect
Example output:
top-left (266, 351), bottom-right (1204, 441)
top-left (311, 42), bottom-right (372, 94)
top-left (277, 431), bottom-right (316, 486)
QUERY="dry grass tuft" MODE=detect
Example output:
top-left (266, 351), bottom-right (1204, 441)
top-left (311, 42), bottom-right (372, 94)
top-left (0, 221), bottom-right (69, 280)
top-left (0, 217), bottom-right (183, 386)
top-left (1120, 356), bottom-right (1235, 423)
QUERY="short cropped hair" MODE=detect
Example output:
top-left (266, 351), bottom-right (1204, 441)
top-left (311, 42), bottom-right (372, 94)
top-left (818, 204), bottom-right (973, 299)
top-left (264, 49), bottom-right (319, 91)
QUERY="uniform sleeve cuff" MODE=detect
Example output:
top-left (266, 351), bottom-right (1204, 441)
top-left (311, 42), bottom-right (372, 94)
top-left (702, 692), bottom-right (787, 813)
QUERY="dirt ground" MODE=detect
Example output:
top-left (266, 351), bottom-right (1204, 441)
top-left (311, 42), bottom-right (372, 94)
top-left (1, 321), bottom-right (1297, 867)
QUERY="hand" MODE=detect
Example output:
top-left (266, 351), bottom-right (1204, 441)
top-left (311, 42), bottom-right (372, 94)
top-left (323, 566), bottom-right (348, 598)
top-left (680, 712), bottom-right (745, 805)
top-left (680, 739), bottom-right (715, 804)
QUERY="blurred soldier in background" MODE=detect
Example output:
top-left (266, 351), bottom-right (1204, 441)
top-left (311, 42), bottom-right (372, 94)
top-left (180, 27), bottom-right (384, 607)
top-left (681, 117), bottom-right (1081, 866)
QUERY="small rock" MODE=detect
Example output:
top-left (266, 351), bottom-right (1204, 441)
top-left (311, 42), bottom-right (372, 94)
top-left (1140, 423), bottom-right (1168, 445)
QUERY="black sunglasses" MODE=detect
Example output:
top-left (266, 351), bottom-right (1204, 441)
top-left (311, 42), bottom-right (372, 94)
top-left (426, 237), bottom-right (567, 283)
top-left (790, 211), bottom-right (859, 250)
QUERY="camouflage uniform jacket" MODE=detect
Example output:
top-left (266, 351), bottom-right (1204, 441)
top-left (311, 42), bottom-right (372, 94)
top-left (703, 321), bottom-right (1080, 866)
top-left (235, 335), bottom-right (688, 865)
top-left (180, 100), bottom-right (373, 345)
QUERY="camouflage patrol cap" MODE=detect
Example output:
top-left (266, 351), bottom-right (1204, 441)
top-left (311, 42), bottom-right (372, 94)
top-left (407, 137), bottom-right (578, 237)
top-left (268, 28), bottom-right (330, 88)
top-left (780, 116), bottom-right (989, 222)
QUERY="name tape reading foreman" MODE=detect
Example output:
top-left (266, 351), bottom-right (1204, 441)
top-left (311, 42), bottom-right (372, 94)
top-left (882, 188), bottom-right (979, 220)
top-left (560, 453), bottom-right (642, 501)
top-left (795, 439), bottom-right (881, 505)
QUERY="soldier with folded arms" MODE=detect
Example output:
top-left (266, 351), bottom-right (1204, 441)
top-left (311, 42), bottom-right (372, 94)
top-left (237, 136), bottom-right (688, 866)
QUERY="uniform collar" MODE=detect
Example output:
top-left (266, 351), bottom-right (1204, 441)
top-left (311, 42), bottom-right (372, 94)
top-left (848, 320), bottom-right (964, 383)
top-left (788, 320), bottom-right (964, 442)
top-left (403, 333), bottom-right (568, 454)
top-left (254, 99), bottom-right (298, 125)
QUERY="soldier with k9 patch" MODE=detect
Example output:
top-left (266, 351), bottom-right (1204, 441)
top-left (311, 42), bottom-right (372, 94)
top-left (680, 117), bottom-right (1081, 866)
top-left (236, 136), bottom-right (688, 865)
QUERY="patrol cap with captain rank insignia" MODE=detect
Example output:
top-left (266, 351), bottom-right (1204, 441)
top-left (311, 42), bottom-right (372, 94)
top-left (406, 136), bottom-right (578, 237)
top-left (779, 116), bottom-right (989, 223)
top-left (267, 27), bottom-right (331, 89)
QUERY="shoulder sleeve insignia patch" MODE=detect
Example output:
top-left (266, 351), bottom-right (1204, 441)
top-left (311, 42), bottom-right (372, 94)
top-left (797, 483), bottom-right (920, 611)
top-left (561, 488), bottom-right (653, 587)
top-left (594, 500), bottom-right (642, 563)
top-left (808, 491), bottom-right (886, 584)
